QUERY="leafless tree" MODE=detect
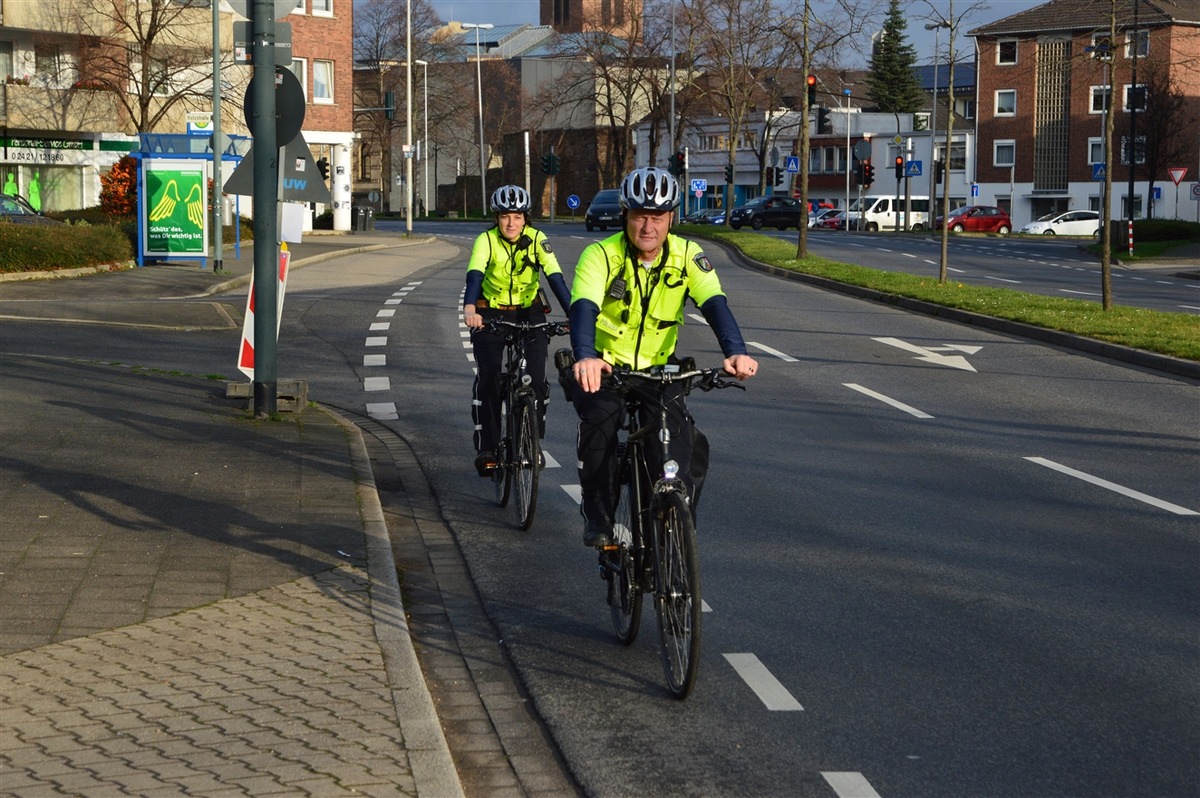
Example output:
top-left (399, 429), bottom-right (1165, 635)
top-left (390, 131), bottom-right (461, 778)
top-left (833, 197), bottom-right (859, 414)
top-left (1116, 59), bottom-right (1197, 219)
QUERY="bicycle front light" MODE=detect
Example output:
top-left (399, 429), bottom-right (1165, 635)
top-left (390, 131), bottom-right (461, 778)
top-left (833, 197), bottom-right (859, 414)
top-left (663, 460), bottom-right (680, 480)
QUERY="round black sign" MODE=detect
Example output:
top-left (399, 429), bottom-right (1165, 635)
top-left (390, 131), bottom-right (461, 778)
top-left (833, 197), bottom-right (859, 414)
top-left (243, 65), bottom-right (306, 146)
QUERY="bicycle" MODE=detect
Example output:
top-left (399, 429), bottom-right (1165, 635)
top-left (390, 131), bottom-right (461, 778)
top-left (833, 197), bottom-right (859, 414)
top-left (483, 318), bottom-right (569, 530)
top-left (595, 361), bottom-right (744, 699)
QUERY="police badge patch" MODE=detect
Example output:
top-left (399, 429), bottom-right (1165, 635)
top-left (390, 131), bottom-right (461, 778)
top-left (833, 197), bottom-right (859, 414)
top-left (693, 253), bottom-right (713, 272)
top-left (542, 240), bottom-right (554, 254)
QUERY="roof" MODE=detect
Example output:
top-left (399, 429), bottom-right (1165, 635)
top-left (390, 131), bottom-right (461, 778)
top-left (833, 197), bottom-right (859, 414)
top-left (969, 0), bottom-right (1200, 37)
top-left (914, 62), bottom-right (976, 92)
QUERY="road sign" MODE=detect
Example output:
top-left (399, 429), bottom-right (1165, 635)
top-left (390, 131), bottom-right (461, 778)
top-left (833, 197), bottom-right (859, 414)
top-left (892, 135), bottom-right (904, 145)
top-left (243, 65), bottom-right (305, 147)
top-left (690, 179), bottom-right (708, 192)
top-left (785, 156), bottom-right (800, 173)
top-left (906, 160), bottom-right (922, 178)
top-left (227, 0), bottom-right (296, 21)
top-left (1191, 183), bottom-right (1200, 201)
top-left (694, 190), bottom-right (703, 198)
top-left (566, 194), bottom-right (580, 210)
top-left (232, 21), bottom-right (292, 64)
top-left (853, 141), bottom-right (872, 160)
top-left (224, 137), bottom-right (331, 204)
top-left (971, 183), bottom-right (979, 198)
top-left (1168, 167), bottom-right (1187, 186)
top-left (1092, 163), bottom-right (1106, 180)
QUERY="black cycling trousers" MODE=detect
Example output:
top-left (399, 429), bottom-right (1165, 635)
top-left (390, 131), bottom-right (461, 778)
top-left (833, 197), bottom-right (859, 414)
top-left (471, 313), bottom-right (550, 454)
top-left (572, 381), bottom-right (694, 522)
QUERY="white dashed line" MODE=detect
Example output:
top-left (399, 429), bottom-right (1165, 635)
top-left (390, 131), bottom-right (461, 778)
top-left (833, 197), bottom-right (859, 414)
top-left (363, 354), bottom-right (386, 366)
top-left (748, 341), bottom-right (798, 362)
top-left (723, 653), bottom-right (803, 711)
top-left (377, 308), bottom-right (396, 317)
top-left (365, 336), bottom-right (388, 347)
top-left (363, 377), bottom-right (390, 392)
top-left (1025, 457), bottom-right (1198, 515)
top-left (843, 383), bottom-right (933, 419)
top-left (822, 772), bottom-right (883, 798)
top-left (370, 322), bottom-right (390, 331)
top-left (366, 402), bottom-right (398, 420)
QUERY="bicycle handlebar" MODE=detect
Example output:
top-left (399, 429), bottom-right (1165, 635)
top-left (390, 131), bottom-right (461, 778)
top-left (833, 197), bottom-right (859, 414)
top-left (605, 364), bottom-right (746, 393)
top-left (482, 318), bottom-right (570, 337)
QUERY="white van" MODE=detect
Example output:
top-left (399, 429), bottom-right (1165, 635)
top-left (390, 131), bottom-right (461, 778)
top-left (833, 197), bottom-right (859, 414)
top-left (844, 195), bottom-right (931, 231)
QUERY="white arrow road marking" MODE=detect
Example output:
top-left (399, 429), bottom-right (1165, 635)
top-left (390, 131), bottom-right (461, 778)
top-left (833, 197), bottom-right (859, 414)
top-left (844, 384), bottom-right (934, 418)
top-left (724, 653), bottom-right (803, 710)
top-left (927, 344), bottom-right (982, 355)
top-left (872, 337), bottom-right (978, 372)
top-left (1025, 457), bottom-right (1198, 516)
top-left (822, 772), bottom-right (883, 798)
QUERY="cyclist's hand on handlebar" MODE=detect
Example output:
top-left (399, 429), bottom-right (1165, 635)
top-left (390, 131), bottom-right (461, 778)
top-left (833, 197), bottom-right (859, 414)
top-left (464, 306), bottom-right (484, 330)
top-left (573, 356), bottom-right (612, 393)
top-left (724, 354), bottom-right (758, 381)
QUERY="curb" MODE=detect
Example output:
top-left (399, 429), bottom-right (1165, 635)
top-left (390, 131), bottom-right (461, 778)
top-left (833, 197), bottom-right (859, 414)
top-left (711, 240), bottom-right (1200, 382)
top-left (198, 242), bottom-right (411, 296)
top-left (320, 404), bottom-right (466, 798)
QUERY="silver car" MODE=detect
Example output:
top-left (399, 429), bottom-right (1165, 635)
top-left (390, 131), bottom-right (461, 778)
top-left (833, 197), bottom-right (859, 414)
top-left (1019, 210), bottom-right (1100, 236)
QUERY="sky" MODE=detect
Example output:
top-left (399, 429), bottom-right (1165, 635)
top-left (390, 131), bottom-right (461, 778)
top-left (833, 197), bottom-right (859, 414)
top-left (428, 0), bottom-right (1048, 64)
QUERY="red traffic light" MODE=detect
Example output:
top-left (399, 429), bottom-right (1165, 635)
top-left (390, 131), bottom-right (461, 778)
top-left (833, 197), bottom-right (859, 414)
top-left (894, 155), bottom-right (903, 166)
top-left (806, 74), bottom-right (816, 87)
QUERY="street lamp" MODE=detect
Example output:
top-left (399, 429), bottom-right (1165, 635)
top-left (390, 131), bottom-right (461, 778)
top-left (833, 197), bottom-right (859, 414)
top-left (405, 0), bottom-right (413, 233)
top-left (925, 20), bottom-right (950, 207)
top-left (415, 59), bottom-right (428, 217)
top-left (462, 22), bottom-right (493, 216)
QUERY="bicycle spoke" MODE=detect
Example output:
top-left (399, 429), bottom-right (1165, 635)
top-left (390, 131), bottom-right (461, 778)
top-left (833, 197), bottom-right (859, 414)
top-left (514, 397), bottom-right (539, 530)
top-left (655, 491), bottom-right (701, 699)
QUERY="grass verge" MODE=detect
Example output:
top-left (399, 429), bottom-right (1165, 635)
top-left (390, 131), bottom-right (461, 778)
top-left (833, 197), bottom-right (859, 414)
top-left (682, 227), bottom-right (1200, 363)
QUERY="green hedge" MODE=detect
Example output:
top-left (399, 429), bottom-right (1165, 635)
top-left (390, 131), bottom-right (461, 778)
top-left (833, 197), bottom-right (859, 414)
top-left (0, 222), bottom-right (134, 273)
top-left (1129, 218), bottom-right (1200, 243)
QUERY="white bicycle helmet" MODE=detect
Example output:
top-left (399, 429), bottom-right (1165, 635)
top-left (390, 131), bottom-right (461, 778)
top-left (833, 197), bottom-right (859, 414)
top-left (618, 166), bottom-right (679, 211)
top-left (490, 185), bottom-right (531, 213)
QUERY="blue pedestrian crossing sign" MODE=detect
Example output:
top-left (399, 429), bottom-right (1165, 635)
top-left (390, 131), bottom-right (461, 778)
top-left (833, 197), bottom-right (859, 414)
top-left (785, 156), bottom-right (800, 173)
top-left (906, 160), bottom-right (922, 178)
top-left (1092, 163), bottom-right (1106, 180)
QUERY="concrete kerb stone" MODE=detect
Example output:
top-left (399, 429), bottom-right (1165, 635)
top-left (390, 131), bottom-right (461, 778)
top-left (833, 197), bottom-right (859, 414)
top-left (713, 239), bottom-right (1200, 382)
top-left (320, 404), bottom-right (466, 798)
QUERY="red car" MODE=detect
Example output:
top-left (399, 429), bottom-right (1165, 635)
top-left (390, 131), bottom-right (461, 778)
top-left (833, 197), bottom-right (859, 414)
top-left (933, 205), bottom-right (1012, 234)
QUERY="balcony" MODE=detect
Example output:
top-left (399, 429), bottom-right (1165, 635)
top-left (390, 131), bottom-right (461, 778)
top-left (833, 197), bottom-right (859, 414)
top-left (2, 83), bottom-right (129, 135)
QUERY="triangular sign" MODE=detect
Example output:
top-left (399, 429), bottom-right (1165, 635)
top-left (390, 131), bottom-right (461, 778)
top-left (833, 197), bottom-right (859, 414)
top-left (1168, 167), bottom-right (1187, 186)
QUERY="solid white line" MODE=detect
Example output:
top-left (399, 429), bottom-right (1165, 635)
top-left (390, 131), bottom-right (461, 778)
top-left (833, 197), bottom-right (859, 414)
top-left (363, 354), bottom-right (386, 367)
top-left (748, 341), bottom-right (798, 362)
top-left (1025, 457), bottom-right (1198, 516)
top-left (723, 653), bottom-right (803, 711)
top-left (821, 772), bottom-right (882, 798)
top-left (984, 275), bottom-right (1021, 284)
top-left (1180, 305), bottom-right (1200, 312)
top-left (363, 377), bottom-right (390, 392)
top-left (843, 384), bottom-right (933, 419)
top-left (1060, 289), bottom-right (1101, 297)
top-left (365, 336), bottom-right (388, 347)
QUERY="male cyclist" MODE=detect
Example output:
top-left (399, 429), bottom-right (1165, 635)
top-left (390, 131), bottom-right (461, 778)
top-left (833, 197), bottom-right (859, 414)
top-left (568, 166), bottom-right (758, 547)
top-left (464, 185), bottom-right (572, 477)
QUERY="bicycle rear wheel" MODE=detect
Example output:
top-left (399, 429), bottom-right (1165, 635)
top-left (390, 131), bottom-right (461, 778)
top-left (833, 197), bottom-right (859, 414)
top-left (608, 454), bottom-right (642, 644)
top-left (493, 387), bottom-right (512, 507)
top-left (654, 490), bottom-right (701, 699)
top-left (513, 395), bottom-right (540, 530)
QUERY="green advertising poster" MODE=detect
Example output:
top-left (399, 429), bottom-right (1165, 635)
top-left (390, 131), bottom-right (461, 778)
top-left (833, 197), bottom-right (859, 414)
top-left (142, 160), bottom-right (208, 258)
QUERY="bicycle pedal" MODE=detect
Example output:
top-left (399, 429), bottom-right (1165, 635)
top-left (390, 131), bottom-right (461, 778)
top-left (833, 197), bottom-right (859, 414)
top-left (599, 543), bottom-right (620, 552)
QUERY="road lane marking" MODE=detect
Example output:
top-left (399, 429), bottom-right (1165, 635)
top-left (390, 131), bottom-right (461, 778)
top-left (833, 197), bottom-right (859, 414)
top-left (370, 322), bottom-right (390, 331)
top-left (748, 341), bottom-right (798, 362)
top-left (562, 484), bottom-right (582, 503)
top-left (844, 384), bottom-right (933, 418)
top-left (364, 354), bottom-right (386, 366)
top-left (1060, 289), bottom-right (1101, 297)
top-left (363, 377), bottom-right (390, 392)
top-left (366, 402), bottom-right (398, 420)
top-left (543, 451), bottom-right (561, 469)
top-left (872, 337), bottom-right (977, 372)
top-left (365, 336), bottom-right (388, 347)
top-left (822, 772), bottom-right (882, 798)
top-left (984, 275), bottom-right (1021, 284)
top-left (377, 308), bottom-right (396, 317)
top-left (1025, 457), bottom-right (1198, 516)
top-left (723, 653), bottom-right (803, 711)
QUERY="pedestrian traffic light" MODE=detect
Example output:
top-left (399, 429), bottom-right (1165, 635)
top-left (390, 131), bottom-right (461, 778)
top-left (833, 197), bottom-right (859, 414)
top-left (816, 107), bottom-right (832, 135)
top-left (384, 91), bottom-right (395, 121)
top-left (806, 74), bottom-right (817, 108)
top-left (316, 156), bottom-right (329, 180)
top-left (864, 161), bottom-right (875, 187)
top-left (933, 160), bottom-right (944, 185)
top-left (724, 163), bottom-right (734, 183)
top-left (667, 150), bottom-right (685, 176)
top-left (894, 155), bottom-right (904, 180)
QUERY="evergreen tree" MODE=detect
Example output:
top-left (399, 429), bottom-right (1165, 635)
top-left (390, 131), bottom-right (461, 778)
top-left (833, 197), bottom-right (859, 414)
top-left (866, 0), bottom-right (925, 114)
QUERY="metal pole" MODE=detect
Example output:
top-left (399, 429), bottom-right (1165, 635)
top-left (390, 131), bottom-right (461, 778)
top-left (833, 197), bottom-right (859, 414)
top-left (404, 0), bottom-right (413, 233)
top-left (211, 0), bottom-right (223, 272)
top-left (418, 60), bottom-right (428, 218)
top-left (250, 0), bottom-right (278, 417)
top-left (463, 23), bottom-right (492, 216)
top-left (1126, 0), bottom-right (1139, 249)
top-left (843, 88), bottom-right (850, 231)
top-left (670, 0), bottom-right (678, 220)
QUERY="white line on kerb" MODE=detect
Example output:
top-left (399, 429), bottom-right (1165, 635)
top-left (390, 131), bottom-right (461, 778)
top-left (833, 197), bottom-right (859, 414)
top-left (821, 772), bottom-right (883, 798)
top-left (1025, 457), bottom-right (1198, 516)
top-left (723, 653), bottom-right (803, 711)
top-left (843, 384), bottom-right (933, 419)
top-left (748, 341), bottom-right (798, 362)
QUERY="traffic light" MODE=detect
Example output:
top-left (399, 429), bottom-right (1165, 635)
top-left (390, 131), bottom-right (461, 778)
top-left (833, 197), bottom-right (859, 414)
top-left (316, 156), bottom-right (329, 180)
top-left (894, 155), bottom-right (904, 180)
top-left (540, 154), bottom-right (552, 174)
top-left (806, 74), bottom-right (816, 108)
top-left (933, 160), bottom-right (944, 185)
top-left (384, 91), bottom-right (395, 121)
top-left (667, 151), bottom-right (685, 177)
top-left (775, 166), bottom-right (785, 187)
top-left (816, 107), bottom-right (832, 135)
top-left (724, 163), bottom-right (734, 183)
top-left (864, 161), bottom-right (875, 187)
top-left (540, 153), bottom-right (560, 175)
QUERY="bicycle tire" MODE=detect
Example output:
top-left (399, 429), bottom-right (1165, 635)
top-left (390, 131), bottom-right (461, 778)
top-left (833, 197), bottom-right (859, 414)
top-left (654, 490), bottom-right (701, 699)
top-left (608, 454), bottom-right (643, 644)
top-left (494, 384), bottom-right (512, 507)
top-left (513, 395), bottom-right (540, 530)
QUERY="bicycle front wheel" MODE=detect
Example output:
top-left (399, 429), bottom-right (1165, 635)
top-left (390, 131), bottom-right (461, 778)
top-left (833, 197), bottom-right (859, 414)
top-left (609, 457), bottom-right (642, 644)
top-left (513, 395), bottom-right (540, 530)
top-left (493, 394), bottom-right (512, 507)
top-left (654, 490), bottom-right (701, 699)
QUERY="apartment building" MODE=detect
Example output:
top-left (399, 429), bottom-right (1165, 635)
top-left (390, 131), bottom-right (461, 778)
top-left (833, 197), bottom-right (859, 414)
top-left (969, 0), bottom-right (1200, 226)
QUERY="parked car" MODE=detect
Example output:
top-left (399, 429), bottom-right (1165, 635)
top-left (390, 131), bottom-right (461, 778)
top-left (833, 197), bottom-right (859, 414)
top-left (808, 208), bottom-right (841, 229)
top-left (933, 204), bottom-right (1012, 234)
top-left (1019, 209), bottom-right (1101, 237)
top-left (689, 208), bottom-right (725, 225)
top-left (728, 195), bottom-right (805, 230)
top-left (816, 210), bottom-right (847, 230)
top-left (585, 189), bottom-right (622, 232)
top-left (0, 193), bottom-right (62, 226)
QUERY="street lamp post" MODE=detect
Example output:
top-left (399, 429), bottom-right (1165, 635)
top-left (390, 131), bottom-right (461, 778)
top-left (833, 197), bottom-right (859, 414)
top-left (405, 0), bottom-right (413, 233)
top-left (925, 20), bottom-right (950, 210)
top-left (415, 59), bottom-right (428, 217)
top-left (843, 87), bottom-right (851, 232)
top-left (463, 22), bottom-right (493, 216)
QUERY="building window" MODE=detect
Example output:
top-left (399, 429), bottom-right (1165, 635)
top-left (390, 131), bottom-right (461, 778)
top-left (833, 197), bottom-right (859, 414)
top-left (1088, 137), bottom-right (1104, 164)
top-left (292, 0), bottom-right (305, 12)
top-left (997, 39), bottom-right (1017, 65)
top-left (1121, 194), bottom-right (1143, 218)
top-left (313, 0), bottom-right (332, 13)
top-left (955, 98), bottom-right (975, 120)
top-left (288, 58), bottom-right (307, 101)
top-left (994, 140), bottom-right (1015, 167)
top-left (935, 141), bottom-right (967, 171)
top-left (1124, 29), bottom-right (1148, 58)
top-left (824, 147), bottom-right (836, 173)
top-left (34, 43), bottom-right (69, 88)
top-left (809, 148), bottom-right (822, 173)
top-left (1090, 85), bottom-right (1111, 113)
top-left (1122, 84), bottom-right (1147, 112)
top-left (994, 89), bottom-right (1016, 116)
top-left (313, 60), bottom-right (333, 103)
